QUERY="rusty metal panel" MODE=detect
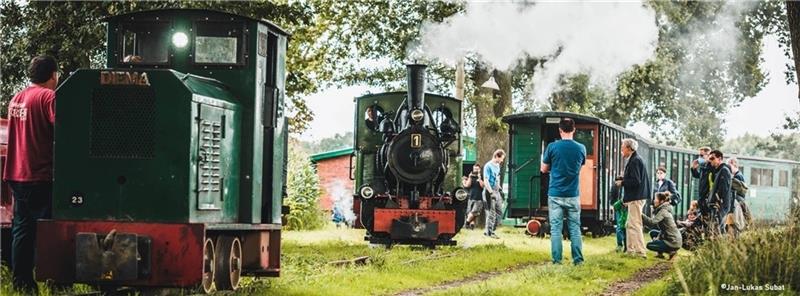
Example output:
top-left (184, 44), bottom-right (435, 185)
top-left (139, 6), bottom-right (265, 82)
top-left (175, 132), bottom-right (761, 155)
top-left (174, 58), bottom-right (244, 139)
top-left (75, 232), bottom-right (139, 282)
top-left (373, 209), bottom-right (456, 235)
top-left (36, 220), bottom-right (204, 287)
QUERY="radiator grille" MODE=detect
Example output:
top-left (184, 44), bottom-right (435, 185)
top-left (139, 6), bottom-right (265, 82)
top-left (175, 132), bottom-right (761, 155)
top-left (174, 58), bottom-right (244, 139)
top-left (90, 86), bottom-right (156, 159)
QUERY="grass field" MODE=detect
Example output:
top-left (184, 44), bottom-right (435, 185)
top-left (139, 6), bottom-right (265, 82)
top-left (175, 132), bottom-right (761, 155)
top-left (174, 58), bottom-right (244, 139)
top-left (2, 225), bottom-right (671, 295)
top-left (242, 225), bottom-right (665, 296)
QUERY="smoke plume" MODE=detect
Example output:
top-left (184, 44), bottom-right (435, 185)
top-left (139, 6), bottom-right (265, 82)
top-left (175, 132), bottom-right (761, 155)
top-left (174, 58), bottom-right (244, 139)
top-left (415, 1), bottom-right (658, 104)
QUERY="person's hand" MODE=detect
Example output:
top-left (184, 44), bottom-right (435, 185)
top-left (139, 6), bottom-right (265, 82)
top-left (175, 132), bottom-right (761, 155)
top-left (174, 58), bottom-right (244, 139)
top-left (691, 159), bottom-right (699, 169)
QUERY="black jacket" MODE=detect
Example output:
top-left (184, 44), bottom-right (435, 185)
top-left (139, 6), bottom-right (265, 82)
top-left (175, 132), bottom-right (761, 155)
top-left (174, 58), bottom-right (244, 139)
top-left (709, 163), bottom-right (734, 214)
top-left (655, 178), bottom-right (681, 206)
top-left (691, 162), bottom-right (711, 211)
top-left (622, 151), bottom-right (651, 202)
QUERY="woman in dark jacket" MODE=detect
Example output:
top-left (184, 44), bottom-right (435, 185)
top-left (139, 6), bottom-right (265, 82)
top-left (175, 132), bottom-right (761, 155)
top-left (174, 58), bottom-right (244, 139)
top-left (643, 192), bottom-right (682, 260)
top-left (654, 167), bottom-right (681, 206)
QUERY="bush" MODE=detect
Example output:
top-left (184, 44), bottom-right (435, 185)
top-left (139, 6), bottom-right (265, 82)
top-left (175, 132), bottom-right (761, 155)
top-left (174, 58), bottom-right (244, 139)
top-left (669, 199), bottom-right (800, 295)
top-left (284, 140), bottom-right (325, 230)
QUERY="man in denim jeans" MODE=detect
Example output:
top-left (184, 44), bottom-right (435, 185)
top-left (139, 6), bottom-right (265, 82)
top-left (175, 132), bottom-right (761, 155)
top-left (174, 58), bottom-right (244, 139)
top-left (541, 118), bottom-right (586, 265)
top-left (483, 149), bottom-right (505, 239)
top-left (4, 56), bottom-right (58, 292)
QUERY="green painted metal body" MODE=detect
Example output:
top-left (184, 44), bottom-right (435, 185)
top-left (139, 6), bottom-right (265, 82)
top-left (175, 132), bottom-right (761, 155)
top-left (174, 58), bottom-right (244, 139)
top-left (735, 158), bottom-right (798, 221)
top-left (353, 92), bottom-right (463, 195)
top-left (53, 9), bottom-right (289, 224)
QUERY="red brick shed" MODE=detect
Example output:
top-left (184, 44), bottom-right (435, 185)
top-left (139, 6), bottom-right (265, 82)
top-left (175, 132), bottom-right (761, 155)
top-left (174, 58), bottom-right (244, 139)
top-left (310, 148), bottom-right (357, 224)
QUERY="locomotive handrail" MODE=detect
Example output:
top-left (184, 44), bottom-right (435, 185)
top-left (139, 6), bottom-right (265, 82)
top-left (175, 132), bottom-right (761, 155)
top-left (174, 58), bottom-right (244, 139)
top-left (528, 174), bottom-right (542, 220)
top-left (513, 158), bottom-right (539, 174)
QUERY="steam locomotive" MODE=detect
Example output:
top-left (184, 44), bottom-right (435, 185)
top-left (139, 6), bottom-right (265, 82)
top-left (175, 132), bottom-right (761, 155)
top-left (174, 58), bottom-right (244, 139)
top-left (353, 65), bottom-right (467, 246)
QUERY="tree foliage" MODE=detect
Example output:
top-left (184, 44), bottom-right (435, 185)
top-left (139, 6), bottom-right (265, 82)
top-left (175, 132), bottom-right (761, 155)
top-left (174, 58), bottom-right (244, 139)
top-left (301, 132), bottom-right (353, 155)
top-left (2, 0), bottom-right (793, 150)
top-left (0, 0), bottom-right (325, 132)
top-left (284, 139), bottom-right (325, 230)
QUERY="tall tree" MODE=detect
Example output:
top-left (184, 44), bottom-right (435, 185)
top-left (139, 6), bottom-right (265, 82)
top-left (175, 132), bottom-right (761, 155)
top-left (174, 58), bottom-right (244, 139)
top-left (472, 67), bottom-right (513, 167)
top-left (788, 1), bottom-right (800, 99)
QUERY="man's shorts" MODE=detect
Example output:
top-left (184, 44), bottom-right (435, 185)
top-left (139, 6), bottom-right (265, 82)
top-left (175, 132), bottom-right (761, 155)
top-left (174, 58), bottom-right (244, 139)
top-left (467, 199), bottom-right (484, 215)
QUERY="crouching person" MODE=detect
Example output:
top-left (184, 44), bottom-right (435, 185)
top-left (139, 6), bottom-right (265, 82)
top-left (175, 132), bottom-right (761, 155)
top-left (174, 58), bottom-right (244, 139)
top-left (642, 192), bottom-right (682, 260)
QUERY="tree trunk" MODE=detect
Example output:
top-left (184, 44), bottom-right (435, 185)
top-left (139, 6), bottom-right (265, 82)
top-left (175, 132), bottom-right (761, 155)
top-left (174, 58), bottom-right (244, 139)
top-left (472, 67), bottom-right (512, 171)
top-left (788, 1), bottom-right (800, 100)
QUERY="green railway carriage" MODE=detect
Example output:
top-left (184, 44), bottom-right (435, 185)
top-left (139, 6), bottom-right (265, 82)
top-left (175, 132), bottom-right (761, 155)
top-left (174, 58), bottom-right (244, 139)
top-left (30, 9), bottom-right (289, 293)
top-left (503, 112), bottom-right (799, 237)
top-left (731, 157), bottom-right (799, 221)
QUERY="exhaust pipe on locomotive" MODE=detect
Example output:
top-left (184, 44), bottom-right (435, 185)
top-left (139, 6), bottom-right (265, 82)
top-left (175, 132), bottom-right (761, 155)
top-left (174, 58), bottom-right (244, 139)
top-left (406, 64), bottom-right (426, 122)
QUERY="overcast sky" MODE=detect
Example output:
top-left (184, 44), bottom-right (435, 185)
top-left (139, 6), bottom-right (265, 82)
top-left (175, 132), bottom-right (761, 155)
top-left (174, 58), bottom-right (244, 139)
top-left (298, 35), bottom-right (800, 143)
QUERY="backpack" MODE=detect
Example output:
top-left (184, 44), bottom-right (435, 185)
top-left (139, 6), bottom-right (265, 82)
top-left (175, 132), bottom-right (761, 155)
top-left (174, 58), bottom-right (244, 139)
top-left (666, 179), bottom-right (682, 207)
top-left (731, 178), bottom-right (748, 197)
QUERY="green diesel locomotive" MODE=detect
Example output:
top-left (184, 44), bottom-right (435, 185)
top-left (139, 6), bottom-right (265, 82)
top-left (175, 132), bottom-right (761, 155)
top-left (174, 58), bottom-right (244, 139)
top-left (30, 9), bottom-right (288, 293)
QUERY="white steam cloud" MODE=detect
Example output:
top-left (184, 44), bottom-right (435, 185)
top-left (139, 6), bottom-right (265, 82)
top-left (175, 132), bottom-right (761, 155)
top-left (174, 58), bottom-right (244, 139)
top-left (329, 180), bottom-right (357, 226)
top-left (415, 1), bottom-right (658, 105)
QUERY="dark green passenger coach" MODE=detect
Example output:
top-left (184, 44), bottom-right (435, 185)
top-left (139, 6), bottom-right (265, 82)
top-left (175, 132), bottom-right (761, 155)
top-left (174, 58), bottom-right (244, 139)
top-left (34, 9), bottom-right (289, 293)
top-left (503, 112), bottom-right (799, 237)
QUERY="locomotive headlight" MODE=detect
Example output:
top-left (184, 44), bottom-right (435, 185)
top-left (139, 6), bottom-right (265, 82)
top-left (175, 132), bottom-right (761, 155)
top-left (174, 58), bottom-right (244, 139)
top-left (455, 189), bottom-right (468, 201)
top-left (411, 109), bottom-right (424, 122)
top-left (172, 32), bottom-right (189, 48)
top-left (360, 186), bottom-right (375, 199)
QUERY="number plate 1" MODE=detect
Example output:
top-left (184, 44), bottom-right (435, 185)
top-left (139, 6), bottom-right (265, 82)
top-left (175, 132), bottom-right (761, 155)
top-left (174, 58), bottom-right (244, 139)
top-left (411, 133), bottom-right (422, 148)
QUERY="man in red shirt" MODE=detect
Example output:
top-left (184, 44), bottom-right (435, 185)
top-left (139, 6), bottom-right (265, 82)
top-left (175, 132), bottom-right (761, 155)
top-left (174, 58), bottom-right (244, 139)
top-left (3, 55), bottom-right (58, 292)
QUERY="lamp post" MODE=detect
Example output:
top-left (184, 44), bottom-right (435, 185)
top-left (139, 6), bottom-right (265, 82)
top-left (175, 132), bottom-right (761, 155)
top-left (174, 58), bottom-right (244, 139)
top-left (481, 71), bottom-right (500, 91)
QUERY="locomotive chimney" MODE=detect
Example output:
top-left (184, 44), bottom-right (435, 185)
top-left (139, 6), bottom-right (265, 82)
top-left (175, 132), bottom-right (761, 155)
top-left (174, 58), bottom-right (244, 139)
top-left (406, 64), bottom-right (426, 111)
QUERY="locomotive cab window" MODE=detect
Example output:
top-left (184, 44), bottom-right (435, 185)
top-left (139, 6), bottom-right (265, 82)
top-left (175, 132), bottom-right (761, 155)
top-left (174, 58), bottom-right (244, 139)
top-left (432, 106), bottom-right (459, 138)
top-left (574, 128), bottom-right (594, 156)
top-left (193, 21), bottom-right (244, 65)
top-left (365, 104), bottom-right (384, 131)
top-left (118, 22), bottom-right (171, 64)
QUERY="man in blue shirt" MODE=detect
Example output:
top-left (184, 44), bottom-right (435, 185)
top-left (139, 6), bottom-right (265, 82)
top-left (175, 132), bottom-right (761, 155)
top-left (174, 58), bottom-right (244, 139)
top-left (483, 149), bottom-right (505, 239)
top-left (541, 118), bottom-right (586, 265)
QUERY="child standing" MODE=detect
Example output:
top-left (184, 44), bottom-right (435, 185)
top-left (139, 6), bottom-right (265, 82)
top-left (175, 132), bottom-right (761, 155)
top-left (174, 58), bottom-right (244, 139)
top-left (611, 176), bottom-right (627, 252)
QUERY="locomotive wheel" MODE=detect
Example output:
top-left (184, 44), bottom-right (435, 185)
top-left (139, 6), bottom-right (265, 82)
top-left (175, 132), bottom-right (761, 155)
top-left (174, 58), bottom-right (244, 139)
top-left (201, 238), bottom-right (215, 294)
top-left (214, 236), bottom-right (242, 291)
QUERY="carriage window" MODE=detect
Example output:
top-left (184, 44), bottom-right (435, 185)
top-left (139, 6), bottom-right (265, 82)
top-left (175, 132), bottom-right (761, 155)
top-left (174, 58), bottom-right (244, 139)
top-left (194, 22), bottom-right (243, 64)
top-left (780, 170), bottom-right (789, 187)
top-left (671, 156), bottom-right (679, 179)
top-left (119, 22), bottom-right (170, 64)
top-left (761, 169), bottom-right (774, 187)
top-left (751, 168), bottom-right (775, 187)
top-left (364, 105), bottom-right (384, 131)
top-left (574, 129), bottom-right (594, 156)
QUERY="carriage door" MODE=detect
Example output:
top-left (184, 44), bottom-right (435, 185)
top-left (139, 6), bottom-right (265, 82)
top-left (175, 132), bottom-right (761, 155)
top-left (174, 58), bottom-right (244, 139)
top-left (575, 124), bottom-right (598, 210)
